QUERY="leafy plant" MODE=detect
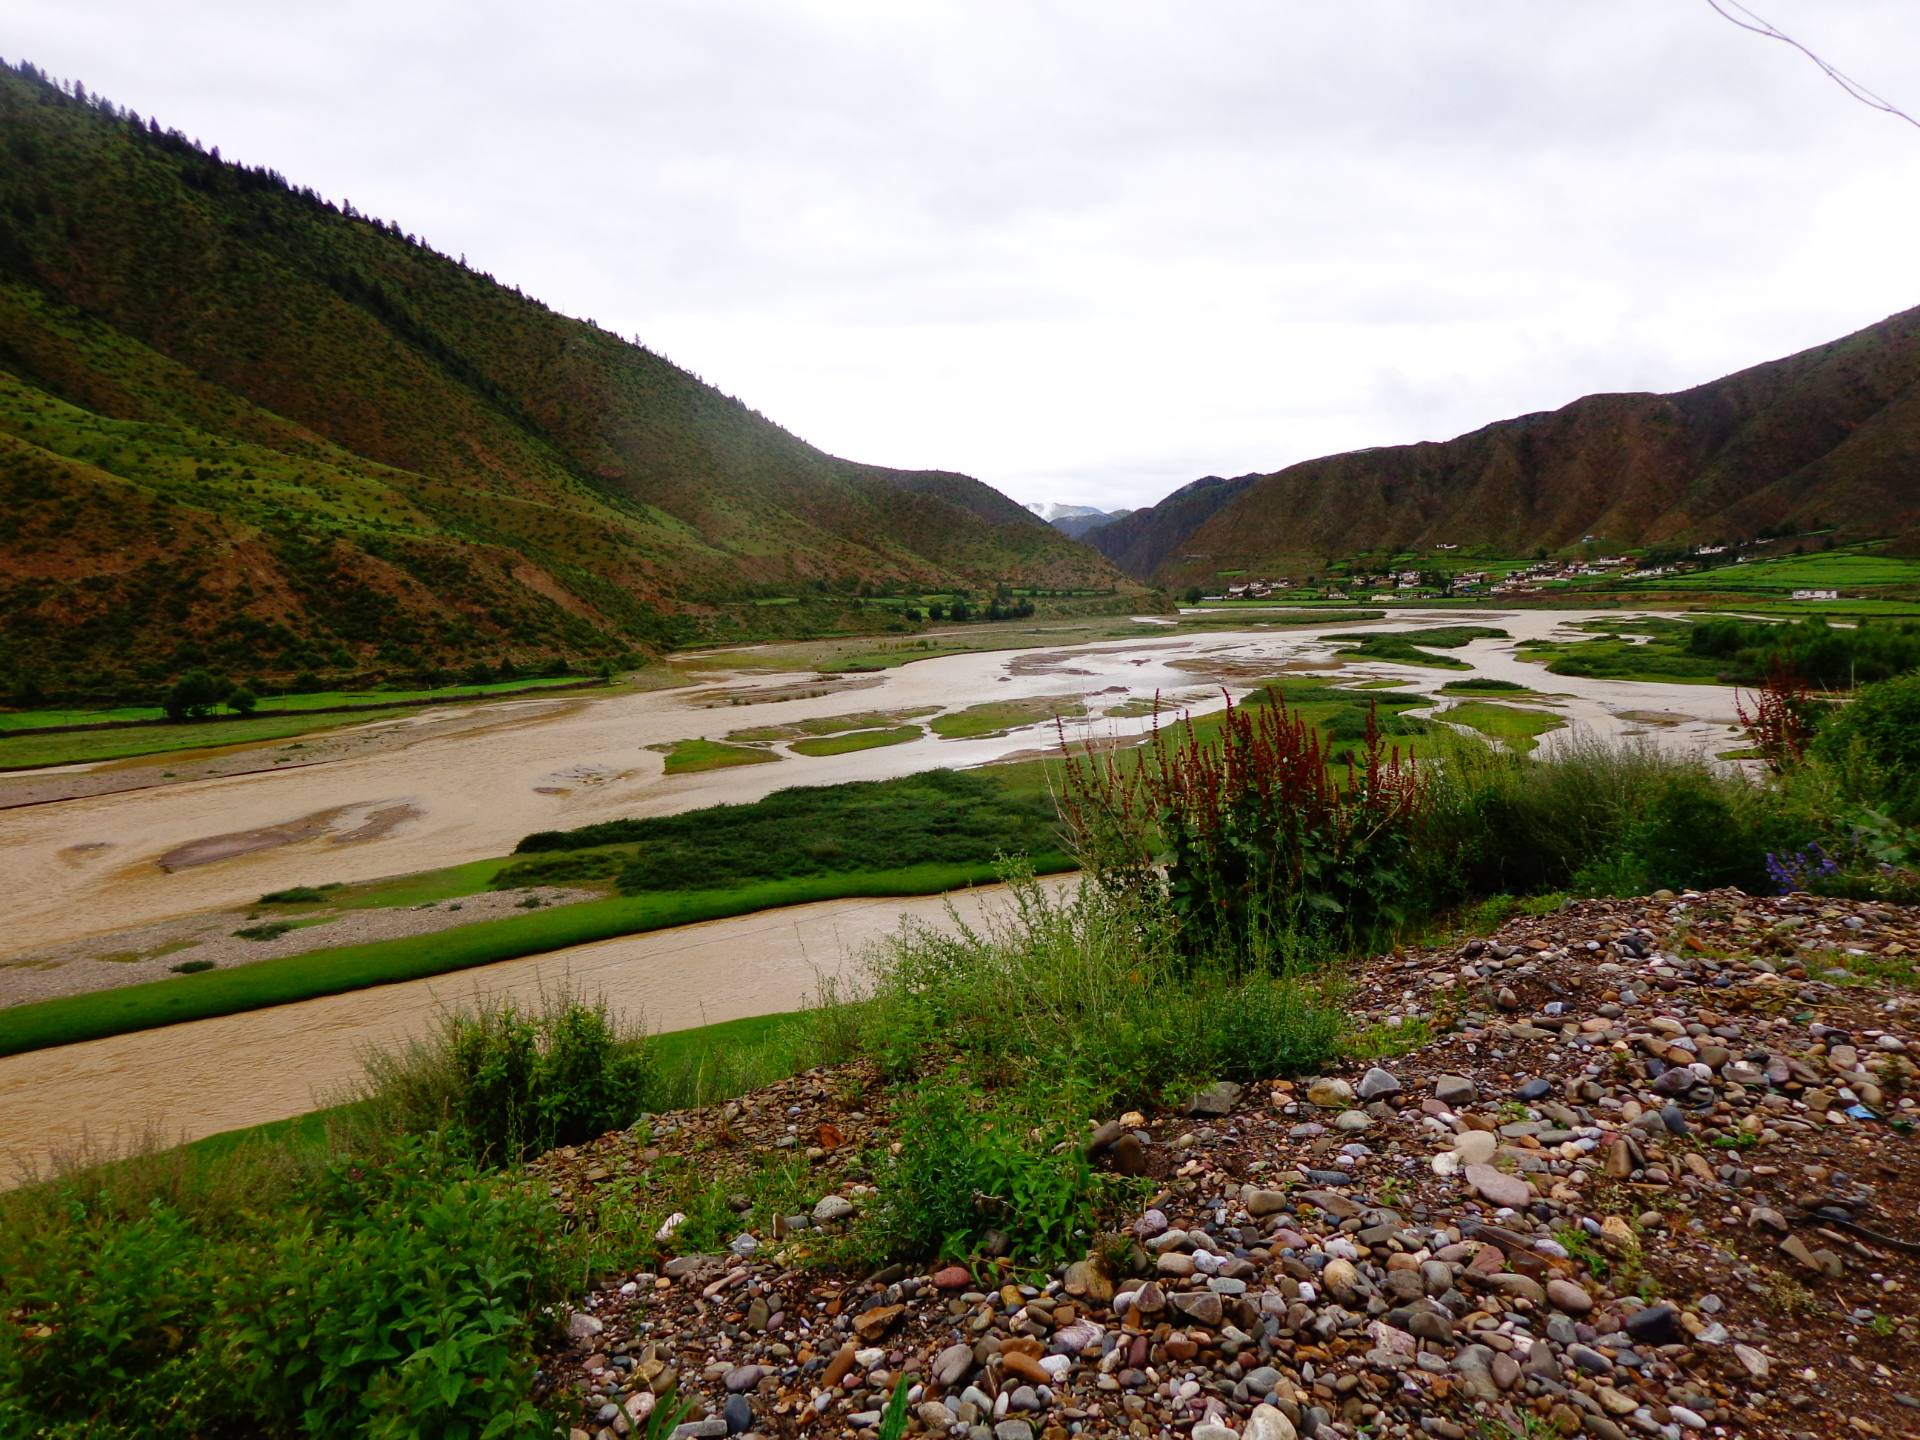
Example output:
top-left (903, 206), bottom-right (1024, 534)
top-left (862, 1069), bottom-right (1106, 1267)
top-left (876, 1378), bottom-right (912, 1440)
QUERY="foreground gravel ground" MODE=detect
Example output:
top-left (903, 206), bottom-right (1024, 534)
top-left (531, 888), bottom-right (1919, 1440)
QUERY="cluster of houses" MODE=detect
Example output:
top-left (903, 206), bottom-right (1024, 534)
top-left (1208, 541), bottom-right (1844, 604)
top-left (1488, 555), bottom-right (1638, 595)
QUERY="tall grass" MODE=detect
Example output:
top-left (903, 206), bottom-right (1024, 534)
top-left (345, 990), bottom-right (653, 1166)
top-left (1421, 737), bottom-right (1808, 900)
top-left (847, 872), bottom-right (1342, 1107)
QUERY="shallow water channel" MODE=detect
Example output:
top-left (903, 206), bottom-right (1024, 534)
top-left (0, 609), bottom-right (1741, 957)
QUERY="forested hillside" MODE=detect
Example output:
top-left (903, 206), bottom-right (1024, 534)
top-left (0, 63), bottom-right (1136, 695)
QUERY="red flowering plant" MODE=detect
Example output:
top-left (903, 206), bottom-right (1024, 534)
top-left (1057, 692), bottom-right (1431, 968)
top-left (1734, 660), bottom-right (1822, 773)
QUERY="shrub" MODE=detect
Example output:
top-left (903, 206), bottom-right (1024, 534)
top-left (258, 884), bottom-right (338, 904)
top-left (232, 920), bottom-right (295, 941)
top-left (216, 1142), bottom-right (562, 1438)
top-left (1420, 740), bottom-right (1807, 902)
top-left (224, 685), bottom-right (258, 716)
top-left (0, 1197), bottom-right (223, 1436)
top-left (162, 668), bottom-right (229, 722)
top-left (351, 992), bottom-right (654, 1165)
top-left (1812, 671), bottom-right (1920, 824)
top-left (0, 1138), bottom-right (566, 1439)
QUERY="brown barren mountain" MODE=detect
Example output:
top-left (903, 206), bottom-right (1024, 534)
top-left (1092, 305), bottom-right (1920, 586)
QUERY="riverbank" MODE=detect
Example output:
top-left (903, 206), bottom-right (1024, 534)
top-left (0, 879), bottom-right (1071, 1181)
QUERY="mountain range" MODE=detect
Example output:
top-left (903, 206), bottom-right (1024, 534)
top-left (0, 63), bottom-right (1138, 693)
top-left (1023, 501), bottom-right (1134, 540)
top-left (1091, 306), bottom-right (1920, 586)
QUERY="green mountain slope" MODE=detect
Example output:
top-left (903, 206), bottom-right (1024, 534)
top-left (1092, 306), bottom-right (1920, 586)
top-left (0, 63), bottom-right (1137, 694)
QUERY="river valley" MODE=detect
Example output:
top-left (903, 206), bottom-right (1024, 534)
top-left (0, 608), bottom-right (1749, 1179)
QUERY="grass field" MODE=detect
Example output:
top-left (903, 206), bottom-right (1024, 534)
top-left (1643, 550), bottom-right (1920, 592)
top-left (0, 860), bottom-right (1065, 1057)
top-left (1439, 701), bottom-right (1565, 755)
top-left (251, 859), bottom-right (515, 914)
top-left (1335, 626), bottom-right (1508, 669)
top-left (725, 707), bottom-right (936, 743)
top-left (1516, 618), bottom-right (1727, 685)
top-left (0, 675), bottom-right (596, 733)
top-left (653, 738), bottom-right (781, 774)
top-left (789, 725), bottom-right (922, 756)
top-left (1438, 678), bottom-right (1536, 696)
top-left (0, 709), bottom-right (404, 770)
top-left (0, 675), bottom-right (623, 770)
top-left (930, 696), bottom-right (1089, 739)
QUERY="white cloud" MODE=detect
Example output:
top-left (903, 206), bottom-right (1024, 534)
top-left (10, 0), bottom-right (1919, 510)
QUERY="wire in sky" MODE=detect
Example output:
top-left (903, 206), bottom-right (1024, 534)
top-left (1703, 0), bottom-right (1920, 130)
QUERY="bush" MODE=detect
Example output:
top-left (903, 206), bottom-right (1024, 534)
top-left (161, 669), bottom-right (229, 722)
top-left (1812, 671), bottom-right (1920, 824)
top-left (232, 920), bottom-right (295, 941)
top-left (0, 1138), bottom-right (566, 1439)
top-left (258, 884), bottom-right (338, 904)
top-left (217, 1142), bottom-right (561, 1438)
top-left (351, 993), bottom-right (654, 1165)
top-left (1421, 740), bottom-right (1810, 902)
top-left (224, 685), bottom-right (258, 716)
top-left (0, 1198), bottom-right (222, 1436)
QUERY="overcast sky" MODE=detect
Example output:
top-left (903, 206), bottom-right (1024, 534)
top-left (10, 2), bottom-right (1920, 511)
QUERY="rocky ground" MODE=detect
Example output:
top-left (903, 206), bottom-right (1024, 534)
top-left (530, 889), bottom-right (1919, 1440)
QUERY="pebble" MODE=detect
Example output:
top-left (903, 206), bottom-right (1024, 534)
top-left (529, 888), bottom-right (1919, 1440)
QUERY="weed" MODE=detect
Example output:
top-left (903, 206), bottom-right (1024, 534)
top-left (1762, 1271), bottom-right (1820, 1315)
top-left (232, 920), bottom-right (295, 942)
top-left (1555, 1226), bottom-right (1610, 1281)
top-left (1343, 1015), bottom-right (1435, 1059)
top-left (860, 1069), bottom-right (1108, 1268)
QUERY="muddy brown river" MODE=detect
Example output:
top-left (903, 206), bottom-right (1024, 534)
top-left (0, 882), bottom-right (1061, 1184)
top-left (0, 611), bottom-right (1747, 1176)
